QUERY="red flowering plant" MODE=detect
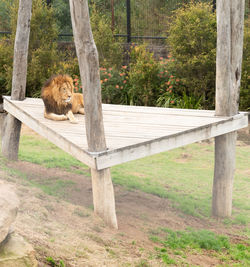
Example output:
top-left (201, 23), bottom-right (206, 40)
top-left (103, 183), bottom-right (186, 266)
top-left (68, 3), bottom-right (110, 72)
top-left (72, 75), bottom-right (83, 93)
top-left (100, 66), bottom-right (130, 105)
top-left (156, 55), bottom-right (180, 108)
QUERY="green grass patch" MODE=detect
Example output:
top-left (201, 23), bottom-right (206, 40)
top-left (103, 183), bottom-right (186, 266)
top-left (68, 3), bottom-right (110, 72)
top-left (150, 228), bottom-right (250, 265)
top-left (150, 227), bottom-right (230, 251)
top-left (46, 256), bottom-right (65, 267)
top-left (31, 178), bottom-right (76, 198)
top-left (0, 155), bottom-right (76, 199)
top-left (19, 135), bottom-right (89, 175)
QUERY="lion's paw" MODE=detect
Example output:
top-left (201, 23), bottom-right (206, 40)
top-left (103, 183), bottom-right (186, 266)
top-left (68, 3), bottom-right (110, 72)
top-left (70, 118), bottom-right (79, 124)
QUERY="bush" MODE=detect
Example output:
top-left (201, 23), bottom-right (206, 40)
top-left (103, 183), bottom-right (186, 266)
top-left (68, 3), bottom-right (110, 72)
top-left (0, 0), bottom-right (62, 98)
top-left (100, 66), bottom-right (129, 104)
top-left (156, 56), bottom-right (182, 108)
top-left (240, 17), bottom-right (250, 111)
top-left (0, 39), bottom-right (12, 95)
top-left (127, 45), bottom-right (163, 106)
top-left (166, 2), bottom-right (216, 109)
top-left (0, 0), bottom-right (12, 31)
top-left (90, 5), bottom-right (123, 68)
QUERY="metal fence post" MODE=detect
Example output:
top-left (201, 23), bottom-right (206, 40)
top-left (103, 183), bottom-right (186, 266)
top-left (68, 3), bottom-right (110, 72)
top-left (126, 0), bottom-right (131, 43)
top-left (212, 0), bottom-right (216, 12)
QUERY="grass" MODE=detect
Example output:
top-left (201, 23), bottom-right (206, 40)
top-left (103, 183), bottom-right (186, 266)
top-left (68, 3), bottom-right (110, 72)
top-left (0, 154), bottom-right (77, 199)
top-left (19, 135), bottom-right (89, 175)
top-left (0, 132), bottom-right (249, 265)
top-left (46, 256), bottom-right (65, 267)
top-left (111, 142), bottom-right (250, 223)
top-left (1, 132), bottom-right (249, 224)
top-left (150, 227), bottom-right (250, 266)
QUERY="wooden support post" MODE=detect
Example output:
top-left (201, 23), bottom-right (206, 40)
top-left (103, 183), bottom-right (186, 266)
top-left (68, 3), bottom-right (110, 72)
top-left (1, 0), bottom-right (32, 160)
top-left (0, 98), bottom-right (6, 139)
top-left (212, 0), bottom-right (245, 217)
top-left (69, 0), bottom-right (118, 229)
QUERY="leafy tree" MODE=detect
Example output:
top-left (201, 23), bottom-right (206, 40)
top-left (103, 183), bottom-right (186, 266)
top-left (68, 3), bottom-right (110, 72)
top-left (0, 0), bottom-right (61, 97)
top-left (240, 16), bottom-right (250, 111)
top-left (166, 1), bottom-right (216, 109)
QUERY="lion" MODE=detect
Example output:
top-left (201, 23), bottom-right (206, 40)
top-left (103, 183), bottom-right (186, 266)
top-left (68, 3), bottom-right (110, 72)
top-left (41, 74), bottom-right (84, 124)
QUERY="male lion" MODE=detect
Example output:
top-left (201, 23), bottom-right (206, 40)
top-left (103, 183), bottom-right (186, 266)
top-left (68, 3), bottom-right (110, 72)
top-left (41, 74), bottom-right (84, 124)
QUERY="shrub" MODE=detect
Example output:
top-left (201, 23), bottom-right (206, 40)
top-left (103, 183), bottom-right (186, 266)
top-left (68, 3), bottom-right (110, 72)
top-left (90, 5), bottom-right (123, 68)
top-left (52, 0), bottom-right (72, 34)
top-left (156, 56), bottom-right (181, 108)
top-left (100, 66), bottom-right (129, 104)
top-left (0, 0), bottom-right (12, 31)
top-left (0, 0), bottom-right (62, 98)
top-left (127, 45), bottom-right (163, 106)
top-left (0, 39), bottom-right (12, 95)
top-left (240, 16), bottom-right (250, 111)
top-left (166, 1), bottom-right (216, 109)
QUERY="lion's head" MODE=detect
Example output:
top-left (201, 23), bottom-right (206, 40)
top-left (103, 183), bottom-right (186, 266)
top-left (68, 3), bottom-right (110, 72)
top-left (41, 74), bottom-right (74, 115)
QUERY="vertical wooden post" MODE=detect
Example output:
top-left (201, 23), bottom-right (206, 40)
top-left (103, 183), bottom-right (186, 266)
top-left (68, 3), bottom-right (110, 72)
top-left (69, 0), bottom-right (118, 229)
top-left (0, 97), bottom-right (6, 139)
top-left (212, 0), bottom-right (245, 217)
top-left (1, 0), bottom-right (32, 160)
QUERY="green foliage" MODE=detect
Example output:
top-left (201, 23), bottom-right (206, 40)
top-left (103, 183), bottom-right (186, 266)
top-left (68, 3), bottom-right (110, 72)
top-left (167, 1), bottom-right (216, 109)
top-left (0, 0), bottom-right (62, 97)
top-left (90, 5), bottom-right (122, 68)
top-left (160, 228), bottom-right (230, 251)
top-left (100, 66), bottom-right (130, 104)
top-left (46, 257), bottom-right (56, 266)
top-left (61, 54), bottom-right (80, 79)
top-left (240, 16), bottom-right (250, 111)
top-left (151, 228), bottom-right (250, 265)
top-left (156, 56), bottom-right (180, 108)
top-left (52, 0), bottom-right (72, 34)
top-left (127, 45), bottom-right (162, 106)
top-left (0, 39), bottom-right (12, 94)
top-left (0, 0), bottom-right (13, 31)
top-left (46, 257), bottom-right (65, 267)
top-left (154, 247), bottom-right (176, 265)
top-left (176, 92), bottom-right (202, 109)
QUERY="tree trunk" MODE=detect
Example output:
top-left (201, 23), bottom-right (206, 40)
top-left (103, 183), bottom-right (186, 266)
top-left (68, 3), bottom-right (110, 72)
top-left (212, 0), bottom-right (245, 217)
top-left (1, 0), bottom-right (32, 160)
top-left (69, 0), bottom-right (118, 229)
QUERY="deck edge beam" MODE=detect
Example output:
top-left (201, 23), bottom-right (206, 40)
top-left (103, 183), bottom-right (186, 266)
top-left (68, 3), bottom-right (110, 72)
top-left (95, 113), bottom-right (248, 170)
top-left (3, 96), bottom-right (97, 169)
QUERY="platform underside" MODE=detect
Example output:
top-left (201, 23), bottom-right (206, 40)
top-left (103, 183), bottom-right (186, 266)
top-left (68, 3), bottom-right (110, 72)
top-left (3, 97), bottom-right (248, 170)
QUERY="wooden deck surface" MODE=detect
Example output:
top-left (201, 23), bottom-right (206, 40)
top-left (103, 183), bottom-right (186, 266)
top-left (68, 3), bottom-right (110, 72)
top-left (3, 96), bottom-right (248, 170)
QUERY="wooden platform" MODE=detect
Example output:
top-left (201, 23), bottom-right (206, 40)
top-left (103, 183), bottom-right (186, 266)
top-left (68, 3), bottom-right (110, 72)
top-left (3, 96), bottom-right (248, 170)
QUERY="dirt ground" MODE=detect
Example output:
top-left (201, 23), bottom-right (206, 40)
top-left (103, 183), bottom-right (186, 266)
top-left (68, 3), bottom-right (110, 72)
top-left (1, 125), bottom-right (249, 266)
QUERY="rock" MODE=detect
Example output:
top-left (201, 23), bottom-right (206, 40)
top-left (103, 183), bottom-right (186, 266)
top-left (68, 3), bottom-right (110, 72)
top-left (0, 233), bottom-right (38, 267)
top-left (0, 182), bottom-right (19, 244)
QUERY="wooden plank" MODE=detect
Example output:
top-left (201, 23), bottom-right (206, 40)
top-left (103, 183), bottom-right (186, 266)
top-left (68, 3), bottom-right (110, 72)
top-left (3, 97), bottom-right (96, 169)
top-left (94, 114), bottom-right (248, 170)
top-left (3, 96), bottom-right (248, 171)
top-left (9, 97), bottom-right (223, 118)
top-left (102, 103), bottom-right (218, 117)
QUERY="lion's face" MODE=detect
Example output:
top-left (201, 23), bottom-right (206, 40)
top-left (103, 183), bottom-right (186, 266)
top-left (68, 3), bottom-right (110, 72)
top-left (50, 75), bottom-right (74, 106)
top-left (58, 81), bottom-right (73, 104)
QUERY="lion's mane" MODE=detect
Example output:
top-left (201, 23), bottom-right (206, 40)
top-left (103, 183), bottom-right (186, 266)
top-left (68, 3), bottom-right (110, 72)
top-left (41, 74), bottom-right (73, 115)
